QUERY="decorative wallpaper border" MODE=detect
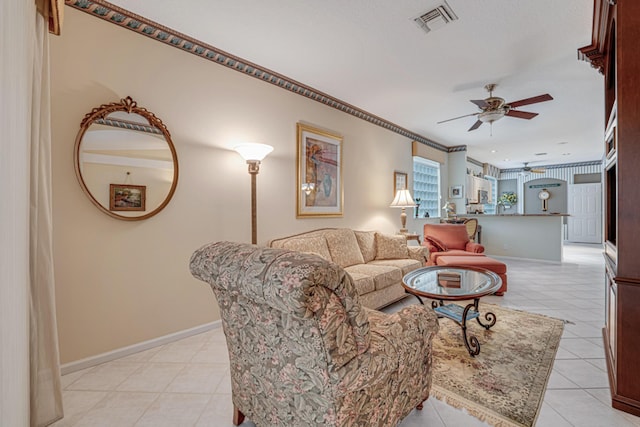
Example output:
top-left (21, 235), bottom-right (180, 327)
top-left (94, 118), bottom-right (162, 135)
top-left (500, 160), bottom-right (602, 174)
top-left (65, 0), bottom-right (450, 152)
top-left (466, 156), bottom-right (483, 167)
top-left (447, 145), bottom-right (467, 153)
top-left (64, 0), bottom-right (603, 172)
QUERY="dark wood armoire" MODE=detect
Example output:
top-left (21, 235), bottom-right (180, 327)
top-left (579, 0), bottom-right (640, 417)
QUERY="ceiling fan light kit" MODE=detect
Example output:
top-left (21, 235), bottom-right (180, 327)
top-left (438, 83), bottom-right (553, 133)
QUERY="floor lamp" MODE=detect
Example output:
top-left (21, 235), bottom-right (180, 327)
top-left (390, 189), bottom-right (416, 234)
top-left (234, 143), bottom-right (274, 244)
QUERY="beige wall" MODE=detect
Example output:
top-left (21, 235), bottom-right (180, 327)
top-left (50, 8), bottom-right (417, 364)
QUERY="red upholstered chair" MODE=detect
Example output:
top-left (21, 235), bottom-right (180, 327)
top-left (422, 223), bottom-right (485, 265)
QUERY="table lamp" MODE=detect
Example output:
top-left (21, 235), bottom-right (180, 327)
top-left (390, 189), bottom-right (416, 233)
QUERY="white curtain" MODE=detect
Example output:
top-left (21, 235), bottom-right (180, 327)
top-left (30, 8), bottom-right (64, 426)
top-left (1, 0), bottom-right (33, 425)
top-left (1, 1), bottom-right (63, 425)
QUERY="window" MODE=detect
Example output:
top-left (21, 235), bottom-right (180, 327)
top-left (484, 175), bottom-right (497, 214)
top-left (413, 157), bottom-right (441, 218)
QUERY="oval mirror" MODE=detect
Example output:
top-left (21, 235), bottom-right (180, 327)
top-left (74, 97), bottom-right (178, 221)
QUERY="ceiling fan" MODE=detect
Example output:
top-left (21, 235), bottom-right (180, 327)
top-left (521, 162), bottom-right (546, 174)
top-left (438, 84), bottom-right (553, 132)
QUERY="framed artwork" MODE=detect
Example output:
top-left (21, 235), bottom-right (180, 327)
top-left (109, 184), bottom-right (146, 211)
top-left (393, 171), bottom-right (407, 197)
top-left (296, 123), bottom-right (343, 217)
top-left (449, 185), bottom-right (463, 199)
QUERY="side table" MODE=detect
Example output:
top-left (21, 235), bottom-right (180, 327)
top-left (403, 233), bottom-right (421, 244)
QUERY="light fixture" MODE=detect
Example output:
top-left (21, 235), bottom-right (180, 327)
top-left (478, 110), bottom-right (505, 137)
top-left (478, 110), bottom-right (505, 123)
top-left (234, 143), bottom-right (274, 245)
top-left (390, 189), bottom-right (416, 233)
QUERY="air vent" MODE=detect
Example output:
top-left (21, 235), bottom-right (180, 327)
top-left (414, 2), bottom-right (458, 34)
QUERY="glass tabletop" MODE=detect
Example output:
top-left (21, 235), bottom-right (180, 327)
top-left (402, 266), bottom-right (501, 300)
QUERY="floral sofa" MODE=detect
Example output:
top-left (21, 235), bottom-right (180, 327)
top-left (269, 228), bottom-right (427, 310)
top-left (190, 241), bottom-right (439, 426)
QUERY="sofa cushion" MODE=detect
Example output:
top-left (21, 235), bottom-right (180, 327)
top-left (325, 229), bottom-right (365, 267)
top-left (375, 233), bottom-right (409, 260)
top-left (429, 250), bottom-right (485, 265)
top-left (436, 255), bottom-right (507, 274)
top-left (344, 264), bottom-right (402, 290)
top-left (368, 258), bottom-right (422, 276)
top-left (354, 230), bottom-right (377, 263)
top-left (345, 271), bottom-right (376, 296)
top-left (281, 236), bottom-right (331, 261)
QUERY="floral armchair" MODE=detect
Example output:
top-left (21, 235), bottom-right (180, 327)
top-left (423, 223), bottom-right (485, 265)
top-left (190, 241), bottom-right (439, 427)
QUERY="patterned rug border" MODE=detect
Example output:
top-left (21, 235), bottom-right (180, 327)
top-left (431, 386), bottom-right (521, 427)
top-left (431, 303), bottom-right (565, 427)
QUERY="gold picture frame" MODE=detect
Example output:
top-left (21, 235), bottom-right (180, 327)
top-left (394, 171), bottom-right (407, 197)
top-left (109, 184), bottom-right (146, 211)
top-left (296, 123), bottom-right (343, 217)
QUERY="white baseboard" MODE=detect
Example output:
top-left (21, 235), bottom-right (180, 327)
top-left (486, 254), bottom-right (562, 264)
top-left (60, 320), bottom-right (222, 375)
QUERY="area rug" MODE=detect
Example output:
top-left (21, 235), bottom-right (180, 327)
top-left (430, 303), bottom-right (564, 427)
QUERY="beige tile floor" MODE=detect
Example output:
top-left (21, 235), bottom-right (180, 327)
top-left (54, 243), bottom-right (640, 427)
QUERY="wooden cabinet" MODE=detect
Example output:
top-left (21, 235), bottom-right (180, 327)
top-left (579, 0), bottom-right (640, 417)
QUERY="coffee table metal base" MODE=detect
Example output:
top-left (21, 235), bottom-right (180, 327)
top-left (408, 292), bottom-right (496, 356)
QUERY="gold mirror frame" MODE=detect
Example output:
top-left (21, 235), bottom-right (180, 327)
top-left (74, 96), bottom-right (179, 221)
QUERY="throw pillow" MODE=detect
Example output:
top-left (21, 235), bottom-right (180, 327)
top-left (282, 236), bottom-right (332, 261)
top-left (354, 230), bottom-right (376, 263)
top-left (375, 233), bottom-right (409, 260)
top-left (325, 229), bottom-right (366, 267)
top-left (425, 236), bottom-right (448, 252)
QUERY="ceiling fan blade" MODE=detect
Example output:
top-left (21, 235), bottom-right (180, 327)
top-left (530, 168), bottom-right (546, 173)
top-left (468, 120), bottom-right (483, 131)
top-left (470, 99), bottom-right (488, 108)
top-left (505, 110), bottom-right (538, 120)
top-left (507, 94), bottom-right (553, 108)
top-left (437, 112), bottom-right (479, 124)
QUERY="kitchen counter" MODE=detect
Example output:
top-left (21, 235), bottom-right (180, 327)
top-left (413, 213), bottom-right (567, 261)
top-left (471, 214), bottom-right (565, 261)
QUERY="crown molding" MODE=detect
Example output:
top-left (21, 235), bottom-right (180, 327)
top-left (66, 0), bottom-right (450, 152)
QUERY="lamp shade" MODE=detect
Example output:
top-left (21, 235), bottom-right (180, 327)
top-left (234, 143), bottom-right (274, 161)
top-left (390, 189), bottom-right (416, 208)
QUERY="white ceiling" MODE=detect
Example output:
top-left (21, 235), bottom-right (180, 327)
top-left (108, 0), bottom-right (603, 170)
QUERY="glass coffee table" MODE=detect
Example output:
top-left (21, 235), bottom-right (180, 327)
top-left (402, 266), bottom-right (502, 356)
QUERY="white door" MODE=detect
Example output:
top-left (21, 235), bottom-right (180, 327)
top-left (567, 183), bottom-right (602, 243)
